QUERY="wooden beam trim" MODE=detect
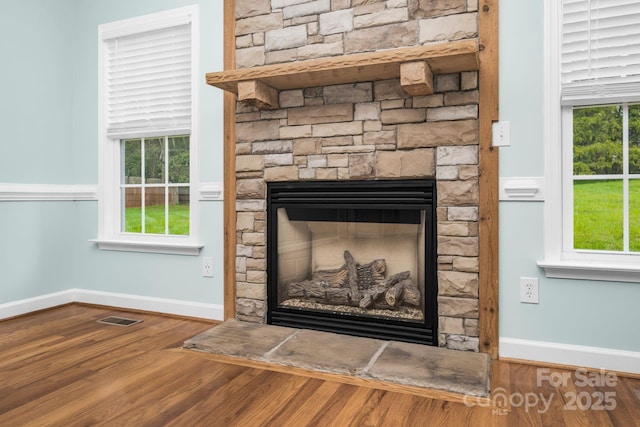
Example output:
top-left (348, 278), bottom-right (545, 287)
top-left (223, 0), bottom-right (236, 321)
top-left (478, 0), bottom-right (500, 359)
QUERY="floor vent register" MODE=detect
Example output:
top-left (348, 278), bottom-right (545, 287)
top-left (97, 316), bottom-right (142, 327)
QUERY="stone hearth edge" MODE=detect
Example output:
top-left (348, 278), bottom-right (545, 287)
top-left (184, 320), bottom-right (491, 398)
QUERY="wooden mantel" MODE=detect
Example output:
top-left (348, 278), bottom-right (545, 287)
top-left (207, 39), bottom-right (479, 109)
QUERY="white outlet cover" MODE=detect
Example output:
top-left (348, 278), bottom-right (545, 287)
top-left (202, 257), bottom-right (214, 278)
top-left (520, 276), bottom-right (539, 304)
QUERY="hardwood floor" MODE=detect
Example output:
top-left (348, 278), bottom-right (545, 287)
top-left (0, 305), bottom-right (638, 426)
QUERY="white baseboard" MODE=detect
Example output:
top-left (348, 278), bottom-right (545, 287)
top-left (0, 289), bottom-right (223, 321)
top-left (0, 290), bottom-right (75, 319)
top-left (500, 337), bottom-right (640, 375)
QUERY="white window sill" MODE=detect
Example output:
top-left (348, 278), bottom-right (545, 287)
top-left (90, 239), bottom-right (203, 256)
top-left (537, 259), bottom-right (640, 283)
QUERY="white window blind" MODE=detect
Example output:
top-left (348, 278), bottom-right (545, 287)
top-left (562, 0), bottom-right (640, 105)
top-left (106, 23), bottom-right (192, 138)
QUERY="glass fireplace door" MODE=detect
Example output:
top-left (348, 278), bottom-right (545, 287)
top-left (276, 206), bottom-right (426, 322)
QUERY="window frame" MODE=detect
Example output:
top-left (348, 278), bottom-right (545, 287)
top-left (539, 0), bottom-right (640, 282)
top-left (94, 6), bottom-right (202, 256)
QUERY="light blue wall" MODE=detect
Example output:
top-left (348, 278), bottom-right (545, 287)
top-left (0, 1), bottom-right (77, 302)
top-left (0, 202), bottom-right (76, 300)
top-left (499, 1), bottom-right (640, 352)
top-left (0, 0), bottom-right (225, 307)
top-left (0, 0), bottom-right (76, 183)
top-left (498, 0), bottom-right (544, 177)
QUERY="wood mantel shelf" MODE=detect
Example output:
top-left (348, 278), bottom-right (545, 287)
top-left (206, 39), bottom-right (479, 109)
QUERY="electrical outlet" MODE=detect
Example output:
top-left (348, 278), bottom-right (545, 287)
top-left (520, 277), bottom-right (539, 304)
top-left (202, 257), bottom-right (214, 278)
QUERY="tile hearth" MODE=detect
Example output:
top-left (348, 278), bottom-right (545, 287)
top-left (184, 320), bottom-right (490, 398)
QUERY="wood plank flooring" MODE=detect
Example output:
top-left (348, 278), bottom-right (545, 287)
top-left (0, 305), bottom-right (638, 426)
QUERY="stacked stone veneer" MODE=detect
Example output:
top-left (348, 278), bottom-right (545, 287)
top-left (234, 0), bottom-right (481, 351)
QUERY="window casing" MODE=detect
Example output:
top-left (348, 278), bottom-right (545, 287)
top-left (540, 0), bottom-right (640, 281)
top-left (95, 6), bottom-right (201, 255)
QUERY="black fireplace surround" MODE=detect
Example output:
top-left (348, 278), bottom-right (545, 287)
top-left (266, 180), bottom-right (438, 345)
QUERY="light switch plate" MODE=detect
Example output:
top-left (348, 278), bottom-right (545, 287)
top-left (492, 121), bottom-right (511, 147)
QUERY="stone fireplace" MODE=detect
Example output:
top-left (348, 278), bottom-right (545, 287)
top-left (211, 0), bottom-right (494, 353)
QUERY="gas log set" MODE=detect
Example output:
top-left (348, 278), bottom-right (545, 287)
top-left (285, 250), bottom-right (421, 311)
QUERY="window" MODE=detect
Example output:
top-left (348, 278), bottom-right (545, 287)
top-left (95, 6), bottom-right (201, 255)
top-left (540, 0), bottom-right (640, 281)
top-left (570, 104), bottom-right (640, 253)
top-left (121, 135), bottom-right (190, 236)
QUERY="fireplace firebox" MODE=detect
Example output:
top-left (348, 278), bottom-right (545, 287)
top-left (267, 180), bottom-right (438, 345)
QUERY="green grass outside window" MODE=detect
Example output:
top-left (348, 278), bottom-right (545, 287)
top-left (574, 180), bottom-right (640, 251)
top-left (124, 204), bottom-right (189, 235)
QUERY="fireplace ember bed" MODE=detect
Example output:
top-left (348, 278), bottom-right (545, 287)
top-left (267, 180), bottom-right (438, 345)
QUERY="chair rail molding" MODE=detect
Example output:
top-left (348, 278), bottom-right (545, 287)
top-left (499, 177), bottom-right (545, 201)
top-left (0, 183), bottom-right (98, 201)
top-left (199, 182), bottom-right (223, 201)
top-left (0, 183), bottom-right (223, 202)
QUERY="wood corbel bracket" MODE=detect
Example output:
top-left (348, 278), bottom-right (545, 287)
top-left (237, 80), bottom-right (279, 110)
top-left (400, 61), bottom-right (434, 96)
